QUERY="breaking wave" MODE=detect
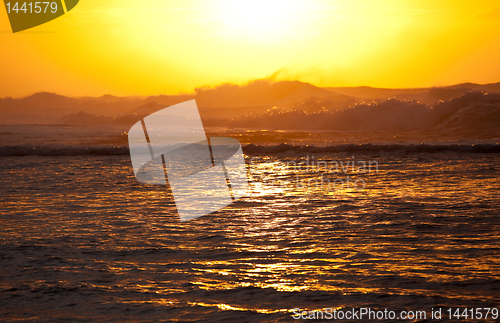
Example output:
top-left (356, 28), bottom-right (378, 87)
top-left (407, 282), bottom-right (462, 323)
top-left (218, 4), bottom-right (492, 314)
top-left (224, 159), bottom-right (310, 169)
top-left (1, 143), bottom-right (499, 157)
top-left (0, 145), bottom-right (129, 157)
top-left (243, 143), bottom-right (500, 154)
top-left (204, 92), bottom-right (500, 132)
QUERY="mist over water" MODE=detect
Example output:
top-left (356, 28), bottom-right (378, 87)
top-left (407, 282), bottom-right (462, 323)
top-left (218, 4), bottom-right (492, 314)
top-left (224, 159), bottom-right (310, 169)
top-left (2, 81), bottom-right (500, 137)
top-left (202, 92), bottom-right (500, 134)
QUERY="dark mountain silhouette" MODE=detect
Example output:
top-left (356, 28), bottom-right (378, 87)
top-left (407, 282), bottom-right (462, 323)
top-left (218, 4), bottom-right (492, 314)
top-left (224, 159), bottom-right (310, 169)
top-left (0, 80), bottom-right (499, 138)
top-left (0, 92), bottom-right (192, 124)
top-left (204, 91), bottom-right (499, 137)
top-left (450, 82), bottom-right (500, 92)
top-left (195, 80), bottom-right (350, 108)
top-left (326, 82), bottom-right (500, 104)
top-left (324, 86), bottom-right (428, 100)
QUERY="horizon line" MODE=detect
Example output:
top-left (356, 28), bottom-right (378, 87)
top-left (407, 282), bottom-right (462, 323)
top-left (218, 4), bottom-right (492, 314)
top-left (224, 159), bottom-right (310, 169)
top-left (2, 79), bottom-right (500, 100)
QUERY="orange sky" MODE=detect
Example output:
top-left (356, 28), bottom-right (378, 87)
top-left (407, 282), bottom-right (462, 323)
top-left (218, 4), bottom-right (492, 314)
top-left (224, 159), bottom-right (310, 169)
top-left (1, 0), bottom-right (500, 97)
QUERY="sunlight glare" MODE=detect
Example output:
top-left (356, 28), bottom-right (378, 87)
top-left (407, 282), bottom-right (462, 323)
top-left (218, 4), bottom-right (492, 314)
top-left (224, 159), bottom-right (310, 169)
top-left (213, 0), bottom-right (310, 40)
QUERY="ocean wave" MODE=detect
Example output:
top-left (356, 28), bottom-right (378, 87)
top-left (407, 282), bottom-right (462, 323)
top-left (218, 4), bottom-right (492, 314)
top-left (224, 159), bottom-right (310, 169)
top-left (0, 145), bottom-right (129, 157)
top-left (1, 143), bottom-right (499, 157)
top-left (243, 143), bottom-right (500, 154)
top-left (204, 92), bottom-right (500, 132)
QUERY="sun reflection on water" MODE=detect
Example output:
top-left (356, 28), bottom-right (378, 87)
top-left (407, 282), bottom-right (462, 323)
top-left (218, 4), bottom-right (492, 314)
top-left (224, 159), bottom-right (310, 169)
top-left (1, 154), bottom-right (499, 320)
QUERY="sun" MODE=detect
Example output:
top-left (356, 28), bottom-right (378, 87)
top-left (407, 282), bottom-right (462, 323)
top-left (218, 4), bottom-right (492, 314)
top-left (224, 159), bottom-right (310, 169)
top-left (211, 0), bottom-right (310, 41)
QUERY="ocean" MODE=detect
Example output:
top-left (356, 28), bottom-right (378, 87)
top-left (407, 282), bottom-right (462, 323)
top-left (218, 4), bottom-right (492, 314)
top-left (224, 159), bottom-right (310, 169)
top-left (0, 124), bottom-right (499, 322)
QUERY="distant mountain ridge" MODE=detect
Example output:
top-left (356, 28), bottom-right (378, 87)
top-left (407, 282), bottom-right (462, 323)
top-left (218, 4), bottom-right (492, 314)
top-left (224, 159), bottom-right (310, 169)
top-left (1, 80), bottom-right (500, 128)
top-left (326, 82), bottom-right (500, 103)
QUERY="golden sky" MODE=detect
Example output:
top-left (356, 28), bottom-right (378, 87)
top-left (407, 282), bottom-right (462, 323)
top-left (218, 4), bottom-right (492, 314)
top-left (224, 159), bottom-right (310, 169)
top-left (1, 0), bottom-right (500, 97)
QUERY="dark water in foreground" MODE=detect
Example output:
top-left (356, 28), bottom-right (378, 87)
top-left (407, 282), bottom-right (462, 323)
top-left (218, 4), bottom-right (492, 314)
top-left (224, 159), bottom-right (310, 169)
top-left (1, 150), bottom-right (499, 322)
